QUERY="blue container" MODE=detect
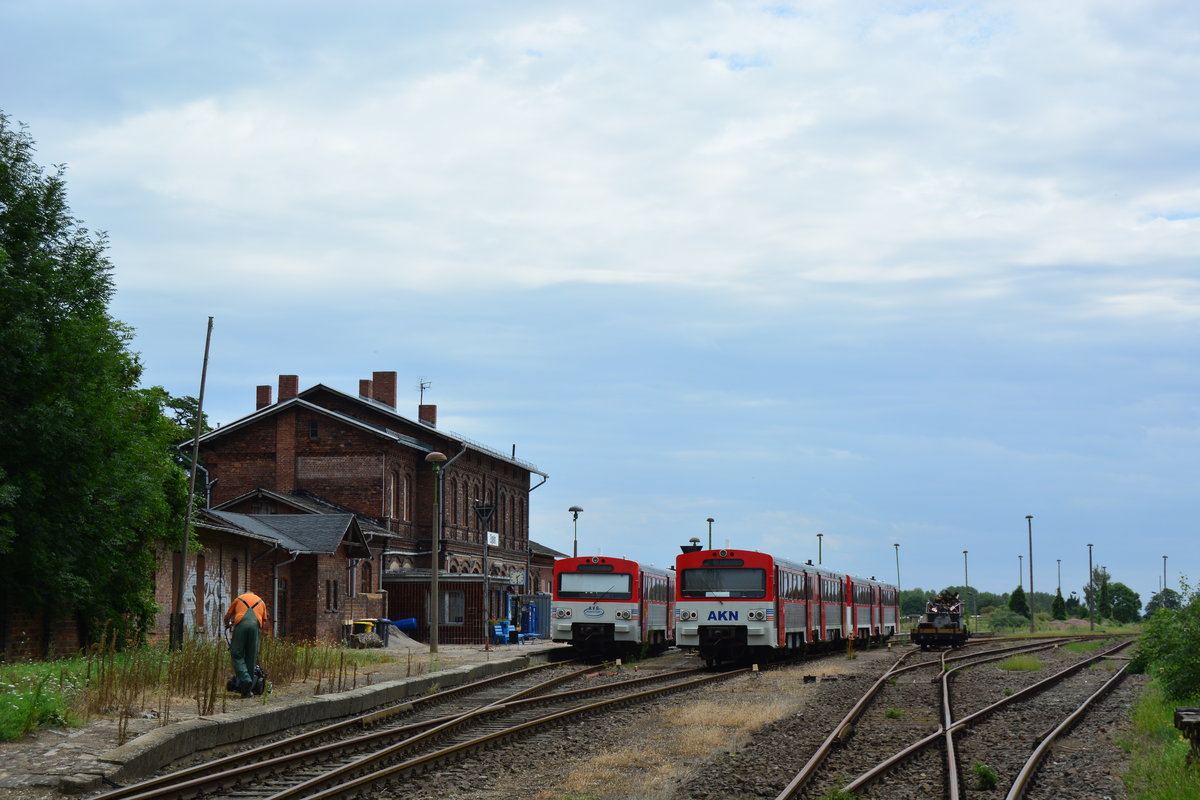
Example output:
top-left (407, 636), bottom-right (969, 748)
top-left (395, 617), bottom-right (417, 632)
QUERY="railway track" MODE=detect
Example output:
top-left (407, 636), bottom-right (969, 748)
top-left (89, 658), bottom-right (744, 800)
top-left (773, 636), bottom-right (1135, 800)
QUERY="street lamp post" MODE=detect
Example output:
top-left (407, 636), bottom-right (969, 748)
top-left (425, 451), bottom-right (448, 655)
top-left (1163, 555), bottom-right (1168, 594)
top-left (962, 549), bottom-right (969, 632)
top-left (1057, 559), bottom-right (1061, 594)
top-left (1026, 515), bottom-right (1035, 635)
top-left (1018, 554), bottom-right (1023, 589)
top-left (1087, 543), bottom-right (1094, 632)
top-left (893, 543), bottom-right (901, 616)
top-left (817, 533), bottom-right (824, 565)
top-left (569, 506), bottom-right (583, 558)
top-left (707, 518), bottom-right (714, 550)
top-left (473, 500), bottom-right (496, 651)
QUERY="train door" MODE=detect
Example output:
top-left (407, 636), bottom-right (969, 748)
top-left (843, 576), bottom-right (852, 636)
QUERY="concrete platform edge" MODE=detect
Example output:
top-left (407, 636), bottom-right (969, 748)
top-left (75, 652), bottom-right (544, 793)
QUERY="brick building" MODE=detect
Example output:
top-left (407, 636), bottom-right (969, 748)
top-left (151, 508), bottom-right (385, 643)
top-left (186, 370), bottom-right (560, 645)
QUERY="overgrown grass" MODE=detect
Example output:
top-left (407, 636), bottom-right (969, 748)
top-left (0, 666), bottom-right (79, 740)
top-left (972, 761), bottom-right (999, 790)
top-left (1063, 639), bottom-right (1103, 653)
top-left (997, 655), bottom-right (1042, 672)
top-left (1119, 683), bottom-right (1200, 800)
top-left (0, 637), bottom-right (397, 743)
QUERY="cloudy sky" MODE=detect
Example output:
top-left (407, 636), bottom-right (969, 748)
top-left (4, 1), bottom-right (1196, 604)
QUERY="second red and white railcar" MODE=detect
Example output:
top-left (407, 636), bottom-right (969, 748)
top-left (551, 556), bottom-right (675, 657)
top-left (674, 548), bottom-right (898, 665)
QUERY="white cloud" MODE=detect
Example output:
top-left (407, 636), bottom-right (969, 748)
top-left (53, 1), bottom-right (1196, 319)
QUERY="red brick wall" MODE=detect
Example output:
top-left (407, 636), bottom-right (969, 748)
top-left (150, 530), bottom-right (260, 642)
top-left (1, 609), bottom-right (82, 660)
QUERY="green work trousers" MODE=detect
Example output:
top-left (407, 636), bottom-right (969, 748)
top-left (230, 613), bottom-right (261, 695)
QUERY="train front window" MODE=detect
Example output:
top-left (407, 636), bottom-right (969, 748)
top-left (558, 573), bottom-right (633, 600)
top-left (680, 568), bottom-right (766, 598)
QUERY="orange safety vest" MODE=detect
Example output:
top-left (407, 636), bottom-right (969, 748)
top-left (225, 592), bottom-right (269, 628)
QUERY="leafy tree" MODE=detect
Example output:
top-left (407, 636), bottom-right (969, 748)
top-left (899, 588), bottom-right (929, 617)
top-left (1051, 588), bottom-right (1066, 620)
top-left (0, 113), bottom-right (187, 651)
top-left (1098, 569), bottom-right (1112, 619)
top-left (988, 607), bottom-right (1027, 632)
top-left (975, 590), bottom-right (1005, 610)
top-left (1108, 582), bottom-right (1141, 623)
top-left (1131, 579), bottom-right (1200, 702)
top-left (1008, 585), bottom-right (1029, 618)
top-left (1144, 588), bottom-right (1181, 616)
top-left (1064, 591), bottom-right (1081, 616)
top-left (1082, 567), bottom-right (1112, 620)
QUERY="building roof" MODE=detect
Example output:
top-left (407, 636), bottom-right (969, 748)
top-left (529, 539), bottom-right (569, 559)
top-left (214, 488), bottom-right (394, 537)
top-left (205, 510), bottom-right (372, 556)
top-left (301, 384), bottom-right (547, 477)
top-left (186, 397), bottom-right (430, 453)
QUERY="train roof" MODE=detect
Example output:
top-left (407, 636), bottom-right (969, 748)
top-left (676, 548), bottom-right (895, 589)
top-left (555, 555), bottom-right (672, 578)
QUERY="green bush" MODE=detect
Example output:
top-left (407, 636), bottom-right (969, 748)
top-left (1132, 579), bottom-right (1200, 702)
top-left (973, 762), bottom-right (999, 790)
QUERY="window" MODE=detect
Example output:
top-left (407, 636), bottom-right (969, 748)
top-left (308, 420), bottom-right (319, 440)
top-left (442, 590), bottom-right (465, 624)
top-left (325, 579), bottom-right (340, 611)
top-left (558, 571), bottom-right (634, 600)
top-left (680, 567), bottom-right (766, 598)
top-left (360, 561), bottom-right (372, 594)
top-left (230, 558), bottom-right (239, 599)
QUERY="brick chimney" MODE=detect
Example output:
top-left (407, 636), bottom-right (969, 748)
top-left (419, 404), bottom-right (437, 427)
top-left (371, 371), bottom-right (397, 408)
top-left (359, 378), bottom-right (373, 398)
top-left (256, 385), bottom-right (273, 410)
top-left (279, 374), bottom-right (299, 401)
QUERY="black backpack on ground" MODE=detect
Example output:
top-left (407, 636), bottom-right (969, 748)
top-left (226, 665), bottom-right (268, 696)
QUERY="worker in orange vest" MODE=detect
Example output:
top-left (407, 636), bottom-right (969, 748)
top-left (223, 591), bottom-right (269, 697)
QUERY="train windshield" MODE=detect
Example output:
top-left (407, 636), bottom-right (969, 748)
top-left (680, 568), bottom-right (766, 598)
top-left (557, 573), bottom-right (634, 600)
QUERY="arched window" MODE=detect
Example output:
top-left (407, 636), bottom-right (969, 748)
top-left (360, 561), bottom-right (373, 594)
top-left (402, 474), bottom-right (411, 520)
top-left (388, 471), bottom-right (400, 519)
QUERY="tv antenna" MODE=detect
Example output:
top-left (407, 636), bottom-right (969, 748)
top-left (417, 379), bottom-right (431, 404)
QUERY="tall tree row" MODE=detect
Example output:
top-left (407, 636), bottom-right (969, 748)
top-left (0, 113), bottom-right (187, 649)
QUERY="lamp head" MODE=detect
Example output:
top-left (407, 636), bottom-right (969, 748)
top-left (425, 451), bottom-right (447, 467)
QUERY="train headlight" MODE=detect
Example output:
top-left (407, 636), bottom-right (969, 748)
top-left (555, 608), bottom-right (572, 619)
top-left (618, 610), bottom-right (631, 620)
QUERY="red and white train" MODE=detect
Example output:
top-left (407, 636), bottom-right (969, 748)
top-left (674, 547), bottom-right (899, 665)
top-left (551, 556), bottom-right (675, 657)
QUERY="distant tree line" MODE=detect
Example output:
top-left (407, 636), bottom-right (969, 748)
top-left (902, 563), bottom-right (1146, 630)
top-left (0, 112), bottom-right (196, 651)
